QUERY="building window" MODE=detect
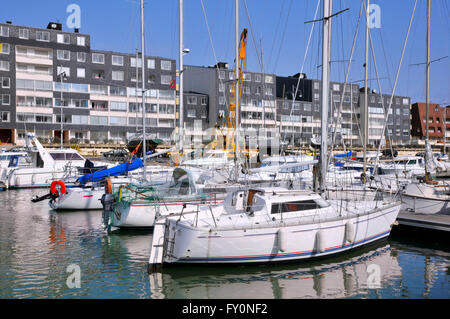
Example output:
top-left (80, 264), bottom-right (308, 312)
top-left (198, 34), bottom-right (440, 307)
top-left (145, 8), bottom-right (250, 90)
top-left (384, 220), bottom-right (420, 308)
top-left (219, 83), bottom-right (225, 92)
top-left (1, 77), bottom-right (10, 88)
top-left (18, 29), bottom-right (29, 39)
top-left (255, 74), bottom-right (261, 82)
top-left (57, 34), bottom-right (70, 44)
top-left (313, 93), bottom-right (319, 101)
top-left (333, 84), bottom-right (340, 91)
top-left (161, 75), bottom-right (172, 85)
top-left (77, 52), bottom-right (86, 62)
top-left (2, 94), bottom-right (10, 105)
top-left (112, 55), bottom-right (123, 66)
top-left (112, 70), bottom-right (124, 81)
top-left (147, 59), bottom-right (155, 69)
top-left (187, 109), bottom-right (196, 118)
top-left (77, 36), bottom-right (86, 46)
top-left (243, 73), bottom-right (251, 81)
top-left (77, 68), bottom-right (85, 78)
top-left (0, 111), bottom-right (9, 122)
top-left (304, 104), bottom-right (311, 111)
top-left (36, 31), bottom-right (50, 42)
top-left (57, 66), bottom-right (70, 77)
top-left (92, 53), bottom-right (105, 64)
top-left (161, 60), bottom-right (172, 71)
top-left (265, 75), bottom-right (273, 84)
top-left (313, 82), bottom-right (320, 90)
top-left (201, 97), bottom-right (207, 105)
top-left (148, 74), bottom-right (155, 84)
top-left (0, 26), bottom-right (9, 37)
top-left (265, 87), bottom-right (273, 96)
top-left (219, 96), bottom-right (225, 105)
top-left (130, 57), bottom-right (142, 67)
top-left (218, 71), bottom-right (225, 80)
top-left (57, 50), bottom-right (70, 60)
top-left (0, 43), bottom-right (10, 54)
top-left (187, 96), bottom-right (197, 105)
top-left (402, 98), bottom-right (409, 105)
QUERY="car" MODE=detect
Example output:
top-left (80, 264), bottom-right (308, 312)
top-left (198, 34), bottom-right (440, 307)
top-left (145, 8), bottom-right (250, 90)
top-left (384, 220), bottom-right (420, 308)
top-left (102, 148), bottom-right (130, 159)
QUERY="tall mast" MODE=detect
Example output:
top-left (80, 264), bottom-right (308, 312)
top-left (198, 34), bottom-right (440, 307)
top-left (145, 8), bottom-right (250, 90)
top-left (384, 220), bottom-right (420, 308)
top-left (362, 0), bottom-right (370, 183)
top-left (140, 0), bottom-right (147, 180)
top-left (320, 0), bottom-right (332, 194)
top-left (425, 0), bottom-right (430, 180)
top-left (179, 0), bottom-right (184, 152)
top-left (234, 0), bottom-right (239, 181)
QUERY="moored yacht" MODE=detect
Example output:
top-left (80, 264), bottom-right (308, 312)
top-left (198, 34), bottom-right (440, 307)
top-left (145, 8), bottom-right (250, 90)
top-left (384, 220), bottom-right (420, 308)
top-left (149, 187), bottom-right (401, 266)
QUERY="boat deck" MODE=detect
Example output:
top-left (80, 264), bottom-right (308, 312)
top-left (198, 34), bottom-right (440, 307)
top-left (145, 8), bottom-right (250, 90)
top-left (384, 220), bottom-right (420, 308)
top-left (397, 211), bottom-right (450, 232)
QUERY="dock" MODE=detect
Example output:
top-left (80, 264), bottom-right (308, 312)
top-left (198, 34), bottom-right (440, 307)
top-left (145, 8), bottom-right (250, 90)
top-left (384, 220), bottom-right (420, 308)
top-left (396, 211), bottom-right (450, 232)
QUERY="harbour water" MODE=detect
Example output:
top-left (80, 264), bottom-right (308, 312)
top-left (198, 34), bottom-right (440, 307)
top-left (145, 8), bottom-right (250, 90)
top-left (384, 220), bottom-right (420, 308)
top-left (0, 189), bottom-right (448, 299)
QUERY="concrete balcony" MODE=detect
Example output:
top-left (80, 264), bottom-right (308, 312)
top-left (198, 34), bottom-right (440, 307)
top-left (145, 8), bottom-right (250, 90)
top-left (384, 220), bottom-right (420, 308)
top-left (15, 54), bottom-right (53, 66)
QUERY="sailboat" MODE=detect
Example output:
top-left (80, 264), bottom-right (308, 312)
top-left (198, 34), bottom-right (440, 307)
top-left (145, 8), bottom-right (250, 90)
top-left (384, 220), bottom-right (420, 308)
top-left (401, 0), bottom-right (450, 215)
top-left (147, 0), bottom-right (401, 269)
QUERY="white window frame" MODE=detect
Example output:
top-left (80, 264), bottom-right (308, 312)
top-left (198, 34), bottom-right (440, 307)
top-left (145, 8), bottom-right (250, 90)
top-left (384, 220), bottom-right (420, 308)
top-left (0, 26), bottom-right (9, 37)
top-left (77, 36), bottom-right (86, 46)
top-left (161, 74), bottom-right (171, 85)
top-left (1, 77), bottom-right (10, 88)
top-left (77, 68), bottom-right (85, 78)
top-left (112, 70), bottom-right (124, 81)
top-left (0, 43), bottom-right (10, 54)
top-left (147, 59), bottom-right (155, 69)
top-left (36, 31), bottom-right (50, 42)
top-left (2, 94), bottom-right (10, 105)
top-left (92, 53), bottom-right (105, 64)
top-left (57, 66), bottom-right (70, 77)
top-left (161, 60), bottom-right (172, 71)
top-left (112, 55), bottom-right (124, 66)
top-left (0, 60), bottom-right (10, 71)
top-left (19, 29), bottom-right (29, 39)
top-left (57, 34), bottom-right (70, 44)
top-left (77, 52), bottom-right (86, 62)
top-left (57, 50), bottom-right (70, 61)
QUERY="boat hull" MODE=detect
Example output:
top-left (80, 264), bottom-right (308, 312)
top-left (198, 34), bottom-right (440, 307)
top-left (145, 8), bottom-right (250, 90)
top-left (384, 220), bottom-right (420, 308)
top-left (49, 187), bottom-right (104, 210)
top-left (163, 203), bottom-right (401, 264)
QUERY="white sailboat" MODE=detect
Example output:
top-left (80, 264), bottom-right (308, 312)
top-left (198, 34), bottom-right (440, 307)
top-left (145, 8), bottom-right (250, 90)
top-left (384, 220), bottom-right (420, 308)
top-left (147, 0), bottom-right (401, 269)
top-left (401, 0), bottom-right (450, 215)
top-left (0, 133), bottom-right (110, 189)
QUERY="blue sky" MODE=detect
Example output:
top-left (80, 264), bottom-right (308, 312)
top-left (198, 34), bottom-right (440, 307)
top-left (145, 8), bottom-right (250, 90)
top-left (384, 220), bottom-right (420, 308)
top-left (1, 0), bottom-right (449, 105)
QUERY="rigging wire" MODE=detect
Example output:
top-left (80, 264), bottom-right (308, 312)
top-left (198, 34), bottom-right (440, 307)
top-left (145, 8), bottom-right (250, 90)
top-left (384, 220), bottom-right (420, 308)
top-left (272, 0), bottom-right (294, 75)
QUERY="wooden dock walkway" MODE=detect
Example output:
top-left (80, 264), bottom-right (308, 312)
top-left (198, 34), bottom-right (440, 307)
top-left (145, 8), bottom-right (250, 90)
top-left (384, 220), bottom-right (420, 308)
top-left (397, 211), bottom-right (450, 232)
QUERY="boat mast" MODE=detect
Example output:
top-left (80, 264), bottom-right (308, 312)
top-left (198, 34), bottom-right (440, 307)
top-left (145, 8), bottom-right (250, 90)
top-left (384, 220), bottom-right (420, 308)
top-left (425, 0), bottom-right (430, 181)
top-left (234, 0), bottom-right (240, 181)
top-left (320, 0), bottom-right (332, 194)
top-left (140, 0), bottom-right (147, 180)
top-left (179, 0), bottom-right (184, 153)
top-left (362, 0), bottom-right (370, 184)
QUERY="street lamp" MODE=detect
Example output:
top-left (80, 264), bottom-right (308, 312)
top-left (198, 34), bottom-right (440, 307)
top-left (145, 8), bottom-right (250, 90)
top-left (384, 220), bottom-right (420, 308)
top-left (58, 68), bottom-right (67, 149)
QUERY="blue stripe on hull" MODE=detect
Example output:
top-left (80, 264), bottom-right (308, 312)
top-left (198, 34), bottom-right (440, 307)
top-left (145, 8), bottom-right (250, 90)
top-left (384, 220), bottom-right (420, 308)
top-left (178, 229), bottom-right (391, 263)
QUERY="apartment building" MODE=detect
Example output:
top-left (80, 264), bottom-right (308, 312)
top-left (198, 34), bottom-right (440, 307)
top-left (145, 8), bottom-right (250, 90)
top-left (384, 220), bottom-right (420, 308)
top-left (183, 63), bottom-right (277, 134)
top-left (411, 102), bottom-right (449, 144)
top-left (0, 21), bottom-right (176, 145)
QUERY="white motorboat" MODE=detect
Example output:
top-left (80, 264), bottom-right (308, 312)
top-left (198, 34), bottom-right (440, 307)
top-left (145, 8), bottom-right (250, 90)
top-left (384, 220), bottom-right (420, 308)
top-left (149, 187), bottom-right (401, 266)
top-left (401, 181), bottom-right (450, 215)
top-left (0, 151), bottom-right (32, 168)
top-left (0, 133), bottom-right (111, 189)
top-left (378, 156), bottom-right (425, 177)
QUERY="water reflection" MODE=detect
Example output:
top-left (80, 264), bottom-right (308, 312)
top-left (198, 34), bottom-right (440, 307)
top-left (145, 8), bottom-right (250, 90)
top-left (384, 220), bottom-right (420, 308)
top-left (0, 189), bottom-right (448, 298)
top-left (148, 243), bottom-right (403, 299)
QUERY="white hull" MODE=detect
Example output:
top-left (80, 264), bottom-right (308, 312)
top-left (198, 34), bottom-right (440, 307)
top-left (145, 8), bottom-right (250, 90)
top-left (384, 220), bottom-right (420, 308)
top-left (401, 194), bottom-right (450, 215)
top-left (111, 198), bottom-right (224, 228)
top-left (159, 202), bottom-right (400, 264)
top-left (49, 187), bottom-right (104, 210)
top-left (401, 182), bottom-right (450, 215)
top-left (1, 167), bottom-right (76, 188)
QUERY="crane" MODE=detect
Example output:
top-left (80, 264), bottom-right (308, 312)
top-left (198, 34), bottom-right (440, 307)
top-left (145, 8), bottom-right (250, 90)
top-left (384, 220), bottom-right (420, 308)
top-left (225, 28), bottom-right (248, 153)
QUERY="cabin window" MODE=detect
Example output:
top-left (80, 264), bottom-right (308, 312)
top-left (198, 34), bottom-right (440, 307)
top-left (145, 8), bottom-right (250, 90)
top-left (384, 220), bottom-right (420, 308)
top-left (50, 153), bottom-right (84, 161)
top-left (271, 200), bottom-right (319, 214)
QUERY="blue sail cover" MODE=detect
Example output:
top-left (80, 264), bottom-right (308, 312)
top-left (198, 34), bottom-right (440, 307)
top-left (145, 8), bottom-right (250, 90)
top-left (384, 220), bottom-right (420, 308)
top-left (333, 151), bottom-right (353, 158)
top-left (78, 158), bottom-right (144, 185)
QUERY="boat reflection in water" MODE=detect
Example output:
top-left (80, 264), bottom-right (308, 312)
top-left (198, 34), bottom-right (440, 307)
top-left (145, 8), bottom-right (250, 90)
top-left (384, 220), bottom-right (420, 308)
top-left (147, 242), bottom-right (402, 299)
